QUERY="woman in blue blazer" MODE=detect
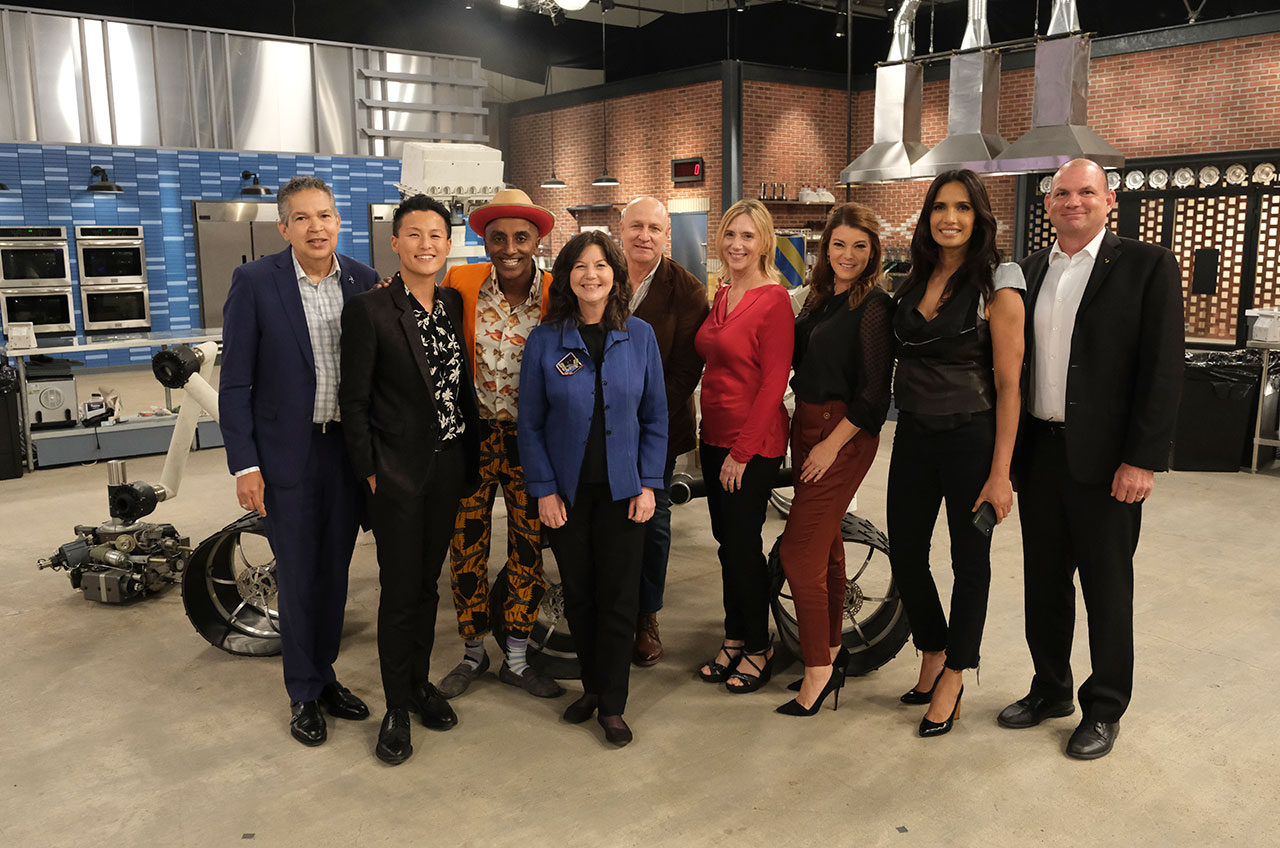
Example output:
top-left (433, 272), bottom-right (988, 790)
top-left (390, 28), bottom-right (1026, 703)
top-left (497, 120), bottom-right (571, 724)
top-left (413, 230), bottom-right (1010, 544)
top-left (518, 230), bottom-right (667, 748)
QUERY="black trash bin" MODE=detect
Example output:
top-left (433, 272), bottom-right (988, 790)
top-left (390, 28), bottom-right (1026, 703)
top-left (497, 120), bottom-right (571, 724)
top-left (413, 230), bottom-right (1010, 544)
top-left (1171, 349), bottom-right (1279, 471)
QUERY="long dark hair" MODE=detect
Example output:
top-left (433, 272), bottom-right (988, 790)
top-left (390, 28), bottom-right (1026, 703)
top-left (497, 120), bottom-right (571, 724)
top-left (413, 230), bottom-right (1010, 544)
top-left (546, 230), bottom-right (633, 331)
top-left (894, 170), bottom-right (1000, 305)
top-left (802, 202), bottom-right (883, 315)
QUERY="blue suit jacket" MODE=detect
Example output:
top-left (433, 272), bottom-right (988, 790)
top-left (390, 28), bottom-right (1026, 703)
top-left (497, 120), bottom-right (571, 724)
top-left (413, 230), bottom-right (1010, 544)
top-left (219, 246), bottom-right (378, 488)
top-left (518, 316), bottom-right (668, 506)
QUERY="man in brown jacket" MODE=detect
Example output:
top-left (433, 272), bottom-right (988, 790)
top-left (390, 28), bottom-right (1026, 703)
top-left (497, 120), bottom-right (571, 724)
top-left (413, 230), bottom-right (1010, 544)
top-left (621, 196), bottom-right (710, 665)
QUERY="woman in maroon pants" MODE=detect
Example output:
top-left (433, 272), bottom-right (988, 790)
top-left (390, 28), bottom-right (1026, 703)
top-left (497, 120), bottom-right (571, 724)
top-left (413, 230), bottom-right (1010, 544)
top-left (775, 203), bottom-right (895, 716)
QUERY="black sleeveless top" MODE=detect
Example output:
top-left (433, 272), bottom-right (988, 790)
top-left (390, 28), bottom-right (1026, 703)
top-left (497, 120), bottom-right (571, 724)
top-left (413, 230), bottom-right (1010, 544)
top-left (892, 282), bottom-right (995, 429)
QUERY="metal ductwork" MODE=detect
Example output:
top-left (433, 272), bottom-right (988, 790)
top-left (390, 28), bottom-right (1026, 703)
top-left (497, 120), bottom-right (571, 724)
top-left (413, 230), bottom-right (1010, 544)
top-left (912, 0), bottom-right (1008, 178)
top-left (1047, 0), bottom-right (1081, 36)
top-left (839, 0), bottom-right (929, 185)
top-left (991, 32), bottom-right (1125, 174)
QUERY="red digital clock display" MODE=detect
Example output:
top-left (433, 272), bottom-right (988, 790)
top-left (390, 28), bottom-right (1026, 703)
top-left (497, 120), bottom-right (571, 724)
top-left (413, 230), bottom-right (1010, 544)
top-left (672, 157), bottom-right (706, 184)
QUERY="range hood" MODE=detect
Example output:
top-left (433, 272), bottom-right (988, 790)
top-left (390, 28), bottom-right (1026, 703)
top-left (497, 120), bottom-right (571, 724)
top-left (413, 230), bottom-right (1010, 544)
top-left (838, 0), bottom-right (928, 185)
top-left (912, 1), bottom-right (1009, 178)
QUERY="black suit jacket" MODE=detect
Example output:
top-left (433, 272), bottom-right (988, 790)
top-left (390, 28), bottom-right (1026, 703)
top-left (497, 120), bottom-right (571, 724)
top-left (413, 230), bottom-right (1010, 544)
top-left (338, 278), bottom-right (481, 496)
top-left (631, 256), bottom-right (710, 458)
top-left (1016, 231), bottom-right (1185, 486)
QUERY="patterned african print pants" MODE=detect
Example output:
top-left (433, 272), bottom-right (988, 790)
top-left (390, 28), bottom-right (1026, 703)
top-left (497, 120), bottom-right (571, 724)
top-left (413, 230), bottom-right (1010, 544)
top-left (449, 419), bottom-right (545, 640)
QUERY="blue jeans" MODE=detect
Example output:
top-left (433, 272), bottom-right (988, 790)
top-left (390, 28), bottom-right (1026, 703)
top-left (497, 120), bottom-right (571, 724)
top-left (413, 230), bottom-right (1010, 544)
top-left (638, 456), bottom-right (677, 615)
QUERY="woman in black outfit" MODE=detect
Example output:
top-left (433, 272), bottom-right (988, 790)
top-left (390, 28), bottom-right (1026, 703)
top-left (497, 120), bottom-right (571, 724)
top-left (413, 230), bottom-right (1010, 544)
top-left (887, 170), bottom-right (1025, 737)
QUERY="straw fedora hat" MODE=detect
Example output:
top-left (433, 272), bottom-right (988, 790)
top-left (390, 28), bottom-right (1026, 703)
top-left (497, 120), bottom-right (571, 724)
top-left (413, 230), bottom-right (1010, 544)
top-left (468, 188), bottom-right (555, 238)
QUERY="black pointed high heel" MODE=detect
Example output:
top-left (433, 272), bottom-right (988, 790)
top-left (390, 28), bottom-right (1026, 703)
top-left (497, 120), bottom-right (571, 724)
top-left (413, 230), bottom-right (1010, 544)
top-left (788, 645), bottom-right (852, 691)
top-left (776, 667), bottom-right (845, 716)
top-left (918, 684), bottom-right (963, 737)
top-left (900, 669), bottom-right (944, 705)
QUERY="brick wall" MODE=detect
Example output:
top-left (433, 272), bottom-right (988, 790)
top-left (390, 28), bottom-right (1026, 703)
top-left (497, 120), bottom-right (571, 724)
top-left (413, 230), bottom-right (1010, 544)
top-left (506, 81), bottom-right (723, 256)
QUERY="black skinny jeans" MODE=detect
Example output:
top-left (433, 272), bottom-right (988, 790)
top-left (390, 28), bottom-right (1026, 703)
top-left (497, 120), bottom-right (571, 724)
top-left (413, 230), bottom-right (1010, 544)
top-left (549, 482), bottom-right (645, 716)
top-left (700, 441), bottom-right (784, 653)
top-left (886, 413), bottom-right (995, 671)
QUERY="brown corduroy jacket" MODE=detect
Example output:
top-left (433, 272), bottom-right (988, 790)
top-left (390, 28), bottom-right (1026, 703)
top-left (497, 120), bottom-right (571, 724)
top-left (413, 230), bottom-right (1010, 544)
top-left (632, 256), bottom-right (711, 459)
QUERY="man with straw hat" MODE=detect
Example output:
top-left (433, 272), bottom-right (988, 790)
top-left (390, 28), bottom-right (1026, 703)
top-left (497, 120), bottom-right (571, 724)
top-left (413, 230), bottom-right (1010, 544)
top-left (436, 188), bottom-right (564, 700)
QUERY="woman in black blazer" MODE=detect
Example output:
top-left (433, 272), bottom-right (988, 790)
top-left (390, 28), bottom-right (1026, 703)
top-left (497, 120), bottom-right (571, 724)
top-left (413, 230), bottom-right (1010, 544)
top-left (339, 194), bottom-right (481, 766)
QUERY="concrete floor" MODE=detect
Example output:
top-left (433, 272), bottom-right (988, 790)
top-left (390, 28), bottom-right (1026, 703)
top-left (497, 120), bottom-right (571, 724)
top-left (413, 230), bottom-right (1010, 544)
top-left (1, 366), bottom-right (1277, 847)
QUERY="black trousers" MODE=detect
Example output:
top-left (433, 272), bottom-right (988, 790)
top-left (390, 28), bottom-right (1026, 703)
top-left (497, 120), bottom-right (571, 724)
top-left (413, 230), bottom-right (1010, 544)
top-left (886, 413), bottom-right (995, 671)
top-left (1018, 426), bottom-right (1140, 723)
top-left (700, 441), bottom-right (784, 653)
top-left (263, 428), bottom-right (361, 704)
top-left (550, 482), bottom-right (645, 716)
top-left (369, 442), bottom-right (465, 710)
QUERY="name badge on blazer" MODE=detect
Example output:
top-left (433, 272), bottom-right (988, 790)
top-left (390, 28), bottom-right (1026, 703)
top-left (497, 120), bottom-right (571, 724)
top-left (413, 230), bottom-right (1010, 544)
top-left (556, 352), bottom-right (584, 376)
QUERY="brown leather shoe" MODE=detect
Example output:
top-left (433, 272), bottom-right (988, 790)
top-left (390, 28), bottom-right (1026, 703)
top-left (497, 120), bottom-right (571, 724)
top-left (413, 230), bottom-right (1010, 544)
top-left (633, 612), bottom-right (663, 667)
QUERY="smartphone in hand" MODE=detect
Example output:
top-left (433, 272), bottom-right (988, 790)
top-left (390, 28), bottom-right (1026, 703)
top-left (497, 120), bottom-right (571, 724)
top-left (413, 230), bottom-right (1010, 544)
top-left (972, 501), bottom-right (997, 537)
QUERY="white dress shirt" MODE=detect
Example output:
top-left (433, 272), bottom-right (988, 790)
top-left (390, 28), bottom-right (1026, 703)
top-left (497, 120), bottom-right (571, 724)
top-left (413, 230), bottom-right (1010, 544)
top-left (1029, 227), bottom-right (1109, 421)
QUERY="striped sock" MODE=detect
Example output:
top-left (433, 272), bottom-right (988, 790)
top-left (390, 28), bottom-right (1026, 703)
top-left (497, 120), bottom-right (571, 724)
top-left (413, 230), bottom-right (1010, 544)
top-left (506, 636), bottom-right (530, 675)
top-left (463, 638), bottom-right (486, 670)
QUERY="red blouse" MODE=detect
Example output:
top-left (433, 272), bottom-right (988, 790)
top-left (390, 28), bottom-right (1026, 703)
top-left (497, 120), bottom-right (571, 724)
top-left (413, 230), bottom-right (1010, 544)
top-left (694, 283), bottom-right (794, 462)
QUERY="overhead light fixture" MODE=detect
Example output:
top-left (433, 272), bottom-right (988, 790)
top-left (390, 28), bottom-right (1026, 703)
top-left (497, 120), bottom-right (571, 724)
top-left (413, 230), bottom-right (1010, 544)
top-left (87, 165), bottom-right (123, 193)
top-left (541, 114), bottom-right (567, 189)
top-left (240, 170), bottom-right (273, 196)
top-left (835, 11), bottom-right (847, 37)
top-left (601, 0), bottom-right (616, 10)
top-left (592, 13), bottom-right (619, 189)
top-left (734, 0), bottom-right (748, 11)
top-left (558, 0), bottom-right (591, 10)
top-left (500, 0), bottom-right (519, 7)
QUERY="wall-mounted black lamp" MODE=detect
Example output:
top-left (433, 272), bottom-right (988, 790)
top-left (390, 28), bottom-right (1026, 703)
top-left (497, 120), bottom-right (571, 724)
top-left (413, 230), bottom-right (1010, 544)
top-left (87, 165), bottom-right (123, 193)
top-left (240, 171), bottom-right (273, 196)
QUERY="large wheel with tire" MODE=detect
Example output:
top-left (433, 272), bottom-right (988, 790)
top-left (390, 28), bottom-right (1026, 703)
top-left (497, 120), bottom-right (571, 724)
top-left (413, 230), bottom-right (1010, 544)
top-left (181, 513), bottom-right (282, 657)
top-left (489, 544), bottom-right (581, 680)
top-left (767, 512), bottom-right (909, 677)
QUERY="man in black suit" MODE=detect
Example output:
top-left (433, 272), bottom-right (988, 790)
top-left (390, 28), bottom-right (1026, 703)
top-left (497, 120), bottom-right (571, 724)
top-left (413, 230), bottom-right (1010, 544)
top-left (220, 176), bottom-right (378, 747)
top-left (339, 194), bottom-right (481, 765)
top-left (998, 158), bottom-right (1184, 759)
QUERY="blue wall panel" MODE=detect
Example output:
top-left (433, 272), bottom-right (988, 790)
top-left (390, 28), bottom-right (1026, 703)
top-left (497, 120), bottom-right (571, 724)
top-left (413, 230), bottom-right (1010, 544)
top-left (0, 142), bottom-right (402, 366)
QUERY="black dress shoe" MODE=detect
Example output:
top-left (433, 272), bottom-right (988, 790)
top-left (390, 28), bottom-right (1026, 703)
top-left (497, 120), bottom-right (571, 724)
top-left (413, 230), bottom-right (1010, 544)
top-left (562, 693), bottom-right (599, 724)
top-left (290, 701), bottom-right (327, 747)
top-left (319, 682), bottom-right (370, 721)
top-left (1066, 720), bottom-right (1119, 760)
top-left (375, 709), bottom-right (413, 765)
top-left (411, 682), bottom-right (458, 731)
top-left (997, 694), bottom-right (1076, 729)
top-left (597, 714), bottom-right (633, 747)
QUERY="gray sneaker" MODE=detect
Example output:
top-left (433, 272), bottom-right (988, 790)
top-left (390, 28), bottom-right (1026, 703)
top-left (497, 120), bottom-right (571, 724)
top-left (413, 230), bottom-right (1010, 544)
top-left (436, 651), bottom-right (490, 699)
top-left (498, 660), bottom-right (565, 698)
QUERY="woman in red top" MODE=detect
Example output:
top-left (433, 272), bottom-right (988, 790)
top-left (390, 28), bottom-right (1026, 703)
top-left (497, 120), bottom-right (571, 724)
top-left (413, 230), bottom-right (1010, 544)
top-left (694, 198), bottom-right (794, 693)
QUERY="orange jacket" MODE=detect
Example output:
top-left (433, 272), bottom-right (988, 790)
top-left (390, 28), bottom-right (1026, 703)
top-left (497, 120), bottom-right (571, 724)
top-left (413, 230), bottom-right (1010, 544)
top-left (440, 262), bottom-right (553, 377)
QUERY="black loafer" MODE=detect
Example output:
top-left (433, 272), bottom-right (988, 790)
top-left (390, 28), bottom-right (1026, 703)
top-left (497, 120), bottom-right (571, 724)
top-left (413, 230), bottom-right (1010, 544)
top-left (562, 693), bottom-right (599, 724)
top-left (319, 682), bottom-right (370, 721)
top-left (1066, 720), bottom-right (1119, 760)
top-left (411, 682), bottom-right (458, 731)
top-left (290, 700), bottom-right (327, 747)
top-left (375, 709), bottom-right (413, 765)
top-left (997, 694), bottom-right (1076, 729)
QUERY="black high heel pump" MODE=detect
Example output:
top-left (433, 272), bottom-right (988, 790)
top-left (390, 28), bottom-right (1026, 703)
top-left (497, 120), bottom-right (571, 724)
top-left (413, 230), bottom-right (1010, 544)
top-left (918, 684), bottom-right (963, 737)
top-left (900, 669), bottom-right (944, 705)
top-left (776, 667), bottom-right (844, 716)
top-left (787, 645), bottom-right (850, 692)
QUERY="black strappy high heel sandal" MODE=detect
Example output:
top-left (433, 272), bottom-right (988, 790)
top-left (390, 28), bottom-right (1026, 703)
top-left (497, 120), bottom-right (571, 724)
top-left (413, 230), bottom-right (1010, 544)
top-left (724, 646), bottom-right (774, 694)
top-left (697, 642), bottom-right (743, 683)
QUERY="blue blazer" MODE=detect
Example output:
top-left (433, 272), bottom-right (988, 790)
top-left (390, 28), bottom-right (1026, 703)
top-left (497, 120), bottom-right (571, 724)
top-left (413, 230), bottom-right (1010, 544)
top-left (518, 316), bottom-right (668, 506)
top-left (219, 246), bottom-right (378, 488)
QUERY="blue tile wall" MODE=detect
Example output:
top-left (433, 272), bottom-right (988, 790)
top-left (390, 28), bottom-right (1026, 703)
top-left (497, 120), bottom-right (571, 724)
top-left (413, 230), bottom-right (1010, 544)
top-left (0, 143), bottom-right (402, 367)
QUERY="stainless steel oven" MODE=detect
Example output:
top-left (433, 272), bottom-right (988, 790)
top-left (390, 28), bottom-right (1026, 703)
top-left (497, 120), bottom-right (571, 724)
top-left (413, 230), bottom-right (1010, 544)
top-left (75, 225), bottom-right (151, 332)
top-left (0, 226), bottom-right (76, 334)
top-left (75, 225), bottom-right (147, 286)
top-left (1, 285), bottom-right (76, 334)
top-left (79, 284), bottom-right (152, 332)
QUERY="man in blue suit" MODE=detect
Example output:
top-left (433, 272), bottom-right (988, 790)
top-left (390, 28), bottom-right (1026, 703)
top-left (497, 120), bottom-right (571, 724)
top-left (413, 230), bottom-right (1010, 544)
top-left (219, 176), bottom-right (379, 747)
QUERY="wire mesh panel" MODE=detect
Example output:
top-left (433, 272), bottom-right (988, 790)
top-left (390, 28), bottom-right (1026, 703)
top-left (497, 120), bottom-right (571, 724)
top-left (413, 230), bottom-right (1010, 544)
top-left (1171, 195), bottom-right (1250, 341)
top-left (1255, 192), bottom-right (1280, 312)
